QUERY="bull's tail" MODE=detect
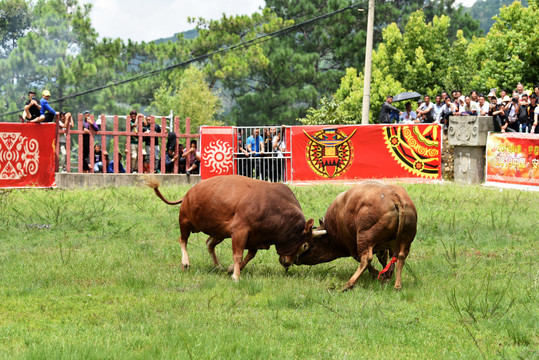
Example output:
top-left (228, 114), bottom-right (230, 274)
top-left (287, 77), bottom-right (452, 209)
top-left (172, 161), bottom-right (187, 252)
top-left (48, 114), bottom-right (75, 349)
top-left (381, 191), bottom-right (408, 278)
top-left (144, 176), bottom-right (183, 206)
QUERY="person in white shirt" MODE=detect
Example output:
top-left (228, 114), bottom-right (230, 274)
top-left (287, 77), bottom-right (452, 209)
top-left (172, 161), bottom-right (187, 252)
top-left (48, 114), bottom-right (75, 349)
top-left (416, 95), bottom-right (435, 123)
top-left (433, 95), bottom-right (444, 123)
top-left (477, 94), bottom-right (490, 116)
top-left (399, 102), bottom-right (417, 123)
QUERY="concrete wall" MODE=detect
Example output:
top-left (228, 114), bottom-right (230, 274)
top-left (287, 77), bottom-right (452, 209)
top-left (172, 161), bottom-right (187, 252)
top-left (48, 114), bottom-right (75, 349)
top-left (55, 173), bottom-right (201, 189)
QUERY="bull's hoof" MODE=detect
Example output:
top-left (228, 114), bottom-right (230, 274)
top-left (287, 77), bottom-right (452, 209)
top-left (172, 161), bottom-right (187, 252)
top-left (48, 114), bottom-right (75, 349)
top-left (394, 284), bottom-right (402, 291)
top-left (341, 284), bottom-right (354, 292)
top-left (231, 274), bottom-right (240, 282)
top-left (378, 273), bottom-right (391, 282)
top-left (227, 264), bottom-right (234, 274)
top-left (216, 264), bottom-right (225, 271)
top-left (181, 264), bottom-right (190, 271)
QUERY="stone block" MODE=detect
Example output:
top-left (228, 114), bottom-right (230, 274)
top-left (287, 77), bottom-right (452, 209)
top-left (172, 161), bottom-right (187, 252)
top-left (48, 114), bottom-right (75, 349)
top-left (453, 146), bottom-right (485, 184)
top-left (448, 116), bottom-right (494, 146)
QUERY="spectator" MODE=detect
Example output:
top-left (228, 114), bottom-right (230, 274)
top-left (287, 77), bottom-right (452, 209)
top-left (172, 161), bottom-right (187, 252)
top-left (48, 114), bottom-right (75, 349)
top-left (497, 89), bottom-right (508, 105)
top-left (107, 153), bottom-right (126, 173)
top-left (460, 96), bottom-right (480, 116)
top-left (378, 95), bottom-right (402, 124)
top-left (58, 112), bottom-right (73, 172)
top-left (516, 82), bottom-right (527, 99)
top-left (129, 110), bottom-right (141, 173)
top-left (29, 90), bottom-right (55, 123)
top-left (470, 90), bottom-right (479, 102)
top-left (527, 94), bottom-right (537, 133)
top-left (440, 96), bottom-right (457, 128)
top-left (21, 90), bottom-right (41, 122)
top-left (93, 143), bottom-right (105, 173)
top-left (82, 111), bottom-right (97, 172)
top-left (236, 134), bottom-right (250, 177)
top-left (246, 128), bottom-right (264, 178)
top-left (489, 96), bottom-right (513, 133)
top-left (534, 84), bottom-right (539, 99)
top-left (164, 148), bottom-right (179, 173)
top-left (416, 95), bottom-right (435, 123)
top-left (183, 139), bottom-right (201, 175)
top-left (433, 95), bottom-right (444, 123)
top-left (504, 96), bottom-right (519, 132)
top-left (477, 94), bottom-right (490, 116)
top-left (142, 115), bottom-right (161, 170)
top-left (532, 101), bottom-right (539, 134)
top-left (517, 94), bottom-right (530, 132)
top-left (272, 126), bottom-right (286, 181)
top-left (177, 143), bottom-right (186, 173)
top-left (399, 102), bottom-right (417, 123)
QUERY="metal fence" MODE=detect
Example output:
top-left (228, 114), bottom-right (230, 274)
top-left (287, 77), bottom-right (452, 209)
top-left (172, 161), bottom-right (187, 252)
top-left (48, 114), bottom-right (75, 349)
top-left (233, 126), bottom-right (291, 182)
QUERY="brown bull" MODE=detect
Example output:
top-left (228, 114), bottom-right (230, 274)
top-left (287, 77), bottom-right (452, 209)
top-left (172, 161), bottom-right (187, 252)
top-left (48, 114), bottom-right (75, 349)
top-left (146, 175), bottom-right (314, 280)
top-left (295, 181), bottom-right (417, 290)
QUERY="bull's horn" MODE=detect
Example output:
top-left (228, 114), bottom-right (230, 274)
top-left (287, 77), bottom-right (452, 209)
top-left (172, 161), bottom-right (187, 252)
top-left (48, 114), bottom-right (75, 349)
top-left (312, 229), bottom-right (327, 237)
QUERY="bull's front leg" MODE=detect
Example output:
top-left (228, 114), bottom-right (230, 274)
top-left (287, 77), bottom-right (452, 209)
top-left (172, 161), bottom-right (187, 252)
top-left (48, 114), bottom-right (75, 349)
top-left (228, 249), bottom-right (258, 274)
top-left (230, 231), bottom-right (249, 281)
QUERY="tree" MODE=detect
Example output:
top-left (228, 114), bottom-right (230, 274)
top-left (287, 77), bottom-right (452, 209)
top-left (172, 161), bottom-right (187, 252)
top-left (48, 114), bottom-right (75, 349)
top-left (149, 66), bottom-right (223, 133)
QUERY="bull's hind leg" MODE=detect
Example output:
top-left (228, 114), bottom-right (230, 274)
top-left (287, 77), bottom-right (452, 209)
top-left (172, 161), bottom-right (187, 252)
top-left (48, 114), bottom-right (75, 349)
top-left (179, 222), bottom-right (192, 271)
top-left (344, 246), bottom-right (374, 290)
top-left (394, 245), bottom-right (410, 290)
top-left (206, 237), bottom-right (225, 270)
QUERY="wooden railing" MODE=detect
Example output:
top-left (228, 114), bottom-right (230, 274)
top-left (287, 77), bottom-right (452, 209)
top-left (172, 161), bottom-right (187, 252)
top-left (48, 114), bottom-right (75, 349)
top-left (55, 114), bottom-right (197, 173)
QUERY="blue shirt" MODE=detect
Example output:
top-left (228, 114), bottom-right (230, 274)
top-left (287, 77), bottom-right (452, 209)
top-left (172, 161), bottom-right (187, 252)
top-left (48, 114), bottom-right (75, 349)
top-left (246, 135), bottom-right (263, 154)
top-left (40, 98), bottom-right (56, 116)
top-left (107, 161), bottom-right (125, 173)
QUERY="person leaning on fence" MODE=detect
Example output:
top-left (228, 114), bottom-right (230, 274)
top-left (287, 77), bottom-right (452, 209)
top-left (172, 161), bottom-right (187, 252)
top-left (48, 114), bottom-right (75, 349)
top-left (378, 95), bottom-right (402, 124)
top-left (82, 111), bottom-right (98, 172)
top-left (164, 147), bottom-right (179, 173)
top-left (129, 110), bottom-right (141, 172)
top-left (58, 112), bottom-right (73, 172)
top-left (416, 95), bottom-right (435, 123)
top-left (183, 139), bottom-right (201, 175)
top-left (142, 115), bottom-right (161, 171)
top-left (246, 128), bottom-right (264, 178)
top-left (21, 90), bottom-right (41, 122)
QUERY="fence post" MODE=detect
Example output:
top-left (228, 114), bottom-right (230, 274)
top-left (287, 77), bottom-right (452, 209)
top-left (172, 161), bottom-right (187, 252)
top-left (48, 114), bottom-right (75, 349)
top-left (101, 115), bottom-right (107, 173)
top-left (66, 119), bottom-right (72, 173)
top-left (77, 113), bottom-right (84, 173)
top-left (125, 115), bottom-right (131, 173)
top-left (137, 115), bottom-right (144, 173)
top-left (160, 117), bottom-right (167, 173)
top-left (174, 116), bottom-right (180, 173)
top-left (89, 114), bottom-right (95, 173)
top-left (55, 117), bottom-right (60, 172)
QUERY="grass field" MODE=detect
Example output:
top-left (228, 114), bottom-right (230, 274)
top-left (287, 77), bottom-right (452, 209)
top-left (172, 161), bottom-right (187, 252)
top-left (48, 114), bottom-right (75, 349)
top-left (1, 182), bottom-right (538, 359)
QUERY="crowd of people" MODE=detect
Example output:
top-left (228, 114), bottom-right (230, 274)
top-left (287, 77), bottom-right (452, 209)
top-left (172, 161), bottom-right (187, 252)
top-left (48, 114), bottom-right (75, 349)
top-left (19, 90), bottom-right (200, 174)
top-left (378, 83), bottom-right (539, 134)
top-left (236, 126), bottom-right (287, 182)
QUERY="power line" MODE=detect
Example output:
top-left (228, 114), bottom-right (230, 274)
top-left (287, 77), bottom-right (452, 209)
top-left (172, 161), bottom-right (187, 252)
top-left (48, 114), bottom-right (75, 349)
top-left (0, 3), bottom-right (364, 119)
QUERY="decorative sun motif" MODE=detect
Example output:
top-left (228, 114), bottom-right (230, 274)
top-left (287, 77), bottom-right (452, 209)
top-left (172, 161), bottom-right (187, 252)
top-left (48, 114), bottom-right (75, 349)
top-left (203, 140), bottom-right (233, 174)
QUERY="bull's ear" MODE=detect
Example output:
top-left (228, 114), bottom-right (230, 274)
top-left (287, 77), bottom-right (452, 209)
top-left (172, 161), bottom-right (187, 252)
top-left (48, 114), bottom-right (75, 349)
top-left (304, 218), bottom-right (314, 234)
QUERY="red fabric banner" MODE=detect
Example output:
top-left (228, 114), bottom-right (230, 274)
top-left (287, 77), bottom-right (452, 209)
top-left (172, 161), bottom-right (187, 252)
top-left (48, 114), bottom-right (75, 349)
top-left (200, 126), bottom-right (234, 179)
top-left (0, 123), bottom-right (56, 188)
top-left (485, 132), bottom-right (539, 187)
top-left (291, 124), bottom-right (441, 181)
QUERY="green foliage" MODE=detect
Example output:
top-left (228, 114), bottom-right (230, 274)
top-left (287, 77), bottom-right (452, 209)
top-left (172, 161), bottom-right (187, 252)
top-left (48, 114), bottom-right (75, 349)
top-left (149, 66), bottom-right (223, 132)
top-left (466, 0), bottom-right (529, 34)
top-left (0, 183), bottom-right (538, 358)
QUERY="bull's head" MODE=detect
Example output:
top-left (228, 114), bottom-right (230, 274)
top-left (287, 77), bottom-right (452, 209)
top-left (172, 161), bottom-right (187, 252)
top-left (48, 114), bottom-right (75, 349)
top-left (294, 218), bottom-right (330, 266)
top-left (278, 218), bottom-right (318, 270)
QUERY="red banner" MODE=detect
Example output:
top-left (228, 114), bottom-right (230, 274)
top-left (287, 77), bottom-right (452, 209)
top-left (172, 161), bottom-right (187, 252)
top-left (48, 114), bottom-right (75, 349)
top-left (291, 124), bottom-right (441, 181)
top-left (200, 126), bottom-right (234, 179)
top-left (485, 132), bottom-right (539, 187)
top-left (0, 123), bottom-right (56, 188)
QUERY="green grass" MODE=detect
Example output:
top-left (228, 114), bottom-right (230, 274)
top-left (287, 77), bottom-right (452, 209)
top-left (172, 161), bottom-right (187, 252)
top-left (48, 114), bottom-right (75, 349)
top-left (0, 183), bottom-right (538, 359)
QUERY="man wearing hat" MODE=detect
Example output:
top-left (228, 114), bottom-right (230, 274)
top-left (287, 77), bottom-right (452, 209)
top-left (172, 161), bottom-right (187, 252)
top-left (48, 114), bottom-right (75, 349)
top-left (21, 91), bottom-right (41, 122)
top-left (30, 90), bottom-right (56, 123)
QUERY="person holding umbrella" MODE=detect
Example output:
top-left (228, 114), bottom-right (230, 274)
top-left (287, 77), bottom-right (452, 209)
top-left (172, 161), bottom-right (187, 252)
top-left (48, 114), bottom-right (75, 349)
top-left (378, 95), bottom-right (402, 124)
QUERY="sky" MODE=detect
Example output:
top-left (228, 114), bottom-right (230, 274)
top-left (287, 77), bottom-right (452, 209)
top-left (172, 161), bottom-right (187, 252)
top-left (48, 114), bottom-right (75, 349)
top-left (81, 0), bottom-right (266, 42)
top-left (81, 0), bottom-right (476, 43)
